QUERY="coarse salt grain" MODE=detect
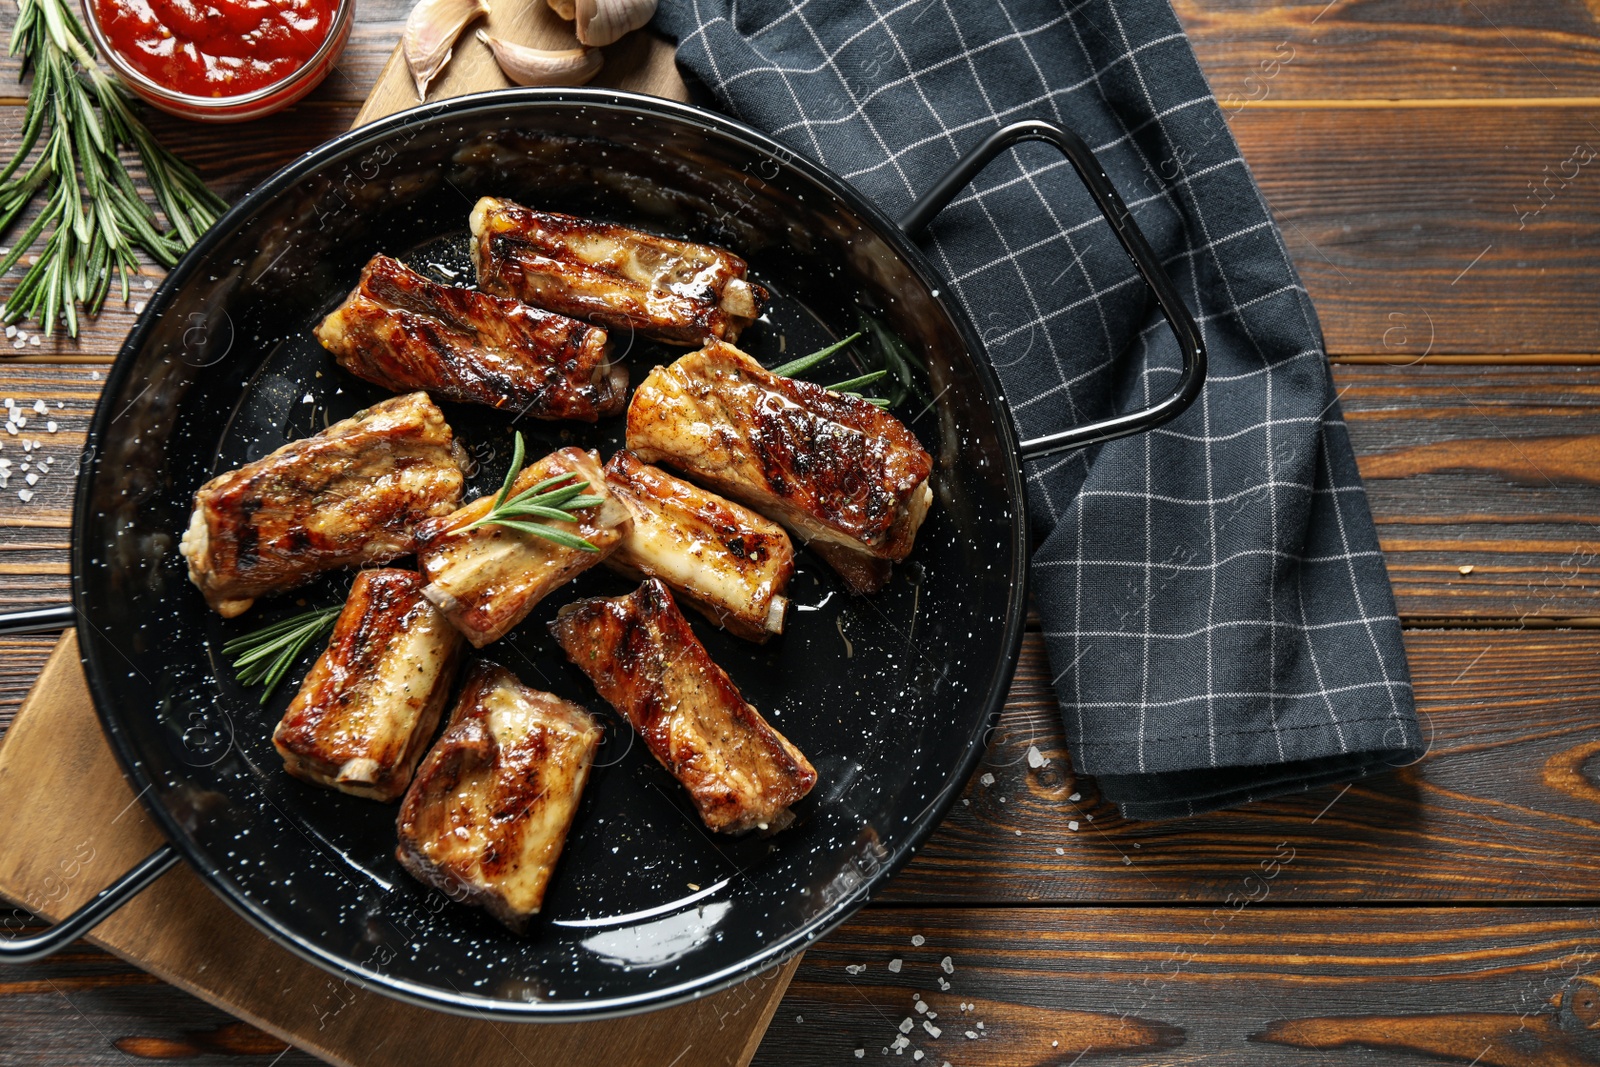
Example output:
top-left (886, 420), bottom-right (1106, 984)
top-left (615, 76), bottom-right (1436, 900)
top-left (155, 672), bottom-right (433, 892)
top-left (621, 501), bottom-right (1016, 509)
top-left (899, 1018), bottom-right (913, 1034)
top-left (45, 422), bottom-right (55, 432)
top-left (1026, 745), bottom-right (1045, 768)
top-left (911, 935), bottom-right (925, 946)
top-left (31, 400), bottom-right (45, 414)
top-left (27, 335), bottom-right (38, 346)
top-left (134, 301), bottom-right (147, 314)
top-left (1069, 792), bottom-right (1081, 802)
top-left (1056, 846), bottom-right (1066, 855)
top-left (854, 1051), bottom-right (863, 1059)
top-left (1069, 821), bottom-right (1079, 831)
top-left (24, 472), bottom-right (37, 485)
top-left (940, 957), bottom-right (953, 974)
top-left (17, 488), bottom-right (32, 502)
top-left (923, 1022), bottom-right (941, 1038)
top-left (888, 958), bottom-right (902, 973)
top-left (915, 1000), bottom-right (927, 1014)
top-left (914, 1053), bottom-right (924, 1062)
top-left (979, 772), bottom-right (994, 786)
top-left (845, 963), bottom-right (865, 975)
top-left (891, 1035), bottom-right (910, 1052)
top-left (965, 1031), bottom-right (977, 1040)
top-left (4, 423), bottom-right (14, 436)
top-left (937, 978), bottom-right (950, 990)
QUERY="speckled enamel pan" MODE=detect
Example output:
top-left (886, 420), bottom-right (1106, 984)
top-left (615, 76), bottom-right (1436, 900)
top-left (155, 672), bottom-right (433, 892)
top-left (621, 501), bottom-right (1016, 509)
top-left (0, 88), bottom-right (1201, 1018)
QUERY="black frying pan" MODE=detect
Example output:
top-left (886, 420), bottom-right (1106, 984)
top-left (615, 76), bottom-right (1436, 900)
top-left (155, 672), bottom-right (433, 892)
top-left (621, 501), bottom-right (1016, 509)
top-left (0, 88), bottom-right (1201, 1018)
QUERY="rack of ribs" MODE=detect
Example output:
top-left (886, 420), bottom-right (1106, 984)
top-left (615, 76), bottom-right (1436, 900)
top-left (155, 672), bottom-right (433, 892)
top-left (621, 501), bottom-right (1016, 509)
top-left (551, 579), bottom-right (816, 833)
top-left (273, 569), bottom-right (463, 801)
top-left (625, 342), bottom-right (933, 593)
top-left (396, 661), bottom-right (602, 932)
top-left (602, 449), bottom-right (794, 642)
top-left (179, 391), bottom-right (468, 618)
top-left (471, 196), bottom-right (767, 346)
top-left (415, 446), bottom-right (630, 647)
top-left (315, 254), bottom-right (626, 421)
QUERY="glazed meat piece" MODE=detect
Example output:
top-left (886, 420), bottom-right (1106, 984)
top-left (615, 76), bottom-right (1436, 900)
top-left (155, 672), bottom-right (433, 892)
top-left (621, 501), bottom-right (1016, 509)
top-left (603, 450), bottom-right (794, 643)
top-left (626, 342), bottom-right (934, 594)
top-left (415, 446), bottom-right (630, 647)
top-left (314, 254), bottom-right (626, 421)
top-left (179, 392), bottom-right (468, 618)
top-left (551, 579), bottom-right (816, 833)
top-left (272, 569), bottom-right (462, 801)
top-left (397, 661), bottom-right (602, 931)
top-left (471, 196), bottom-right (768, 346)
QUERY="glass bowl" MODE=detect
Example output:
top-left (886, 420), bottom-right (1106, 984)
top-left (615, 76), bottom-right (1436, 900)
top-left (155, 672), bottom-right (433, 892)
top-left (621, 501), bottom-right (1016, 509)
top-left (81, 0), bottom-right (353, 123)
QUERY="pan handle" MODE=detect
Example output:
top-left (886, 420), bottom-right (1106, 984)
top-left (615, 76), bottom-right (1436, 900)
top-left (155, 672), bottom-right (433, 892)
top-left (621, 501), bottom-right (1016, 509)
top-left (1, 844), bottom-right (179, 963)
top-left (899, 119), bottom-right (1206, 460)
top-left (0, 605), bottom-right (75, 635)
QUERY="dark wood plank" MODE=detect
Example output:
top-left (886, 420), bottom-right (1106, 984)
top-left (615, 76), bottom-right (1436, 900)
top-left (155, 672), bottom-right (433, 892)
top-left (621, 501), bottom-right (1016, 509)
top-left (0, 636), bottom-right (54, 735)
top-left (1177, 0), bottom-right (1600, 102)
top-left (4, 628), bottom-right (1599, 905)
top-left (0, 108), bottom-right (1592, 358)
top-left (880, 629), bottom-right (1600, 904)
top-left (3, 362), bottom-right (1595, 620)
top-left (756, 906), bottom-right (1600, 1066)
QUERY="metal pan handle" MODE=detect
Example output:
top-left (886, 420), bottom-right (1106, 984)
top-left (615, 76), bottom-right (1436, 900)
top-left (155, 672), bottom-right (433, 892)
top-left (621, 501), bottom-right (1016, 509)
top-left (0, 605), bottom-right (178, 961)
top-left (1, 844), bottom-right (179, 962)
top-left (899, 119), bottom-right (1206, 460)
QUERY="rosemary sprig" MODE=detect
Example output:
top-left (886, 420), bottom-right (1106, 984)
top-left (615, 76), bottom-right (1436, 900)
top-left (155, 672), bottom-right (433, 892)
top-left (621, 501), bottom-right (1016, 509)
top-left (0, 0), bottom-right (227, 337)
top-left (769, 331), bottom-right (861, 378)
top-left (222, 606), bottom-right (340, 704)
top-left (463, 431), bottom-right (606, 552)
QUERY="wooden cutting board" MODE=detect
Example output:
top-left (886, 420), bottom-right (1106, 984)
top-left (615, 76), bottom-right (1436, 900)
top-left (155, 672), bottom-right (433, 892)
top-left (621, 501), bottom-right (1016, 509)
top-left (0, 27), bottom-right (797, 1067)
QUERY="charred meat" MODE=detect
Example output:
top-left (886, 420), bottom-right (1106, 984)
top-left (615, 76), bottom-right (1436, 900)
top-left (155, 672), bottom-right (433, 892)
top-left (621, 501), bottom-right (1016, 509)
top-left (314, 254), bottom-right (626, 421)
top-left (396, 661), bottom-right (601, 931)
top-left (180, 392), bottom-right (468, 618)
top-left (626, 342), bottom-right (933, 593)
top-left (603, 450), bottom-right (794, 643)
top-left (273, 569), bottom-right (462, 801)
top-left (551, 579), bottom-right (816, 833)
top-left (415, 446), bottom-right (630, 647)
top-left (471, 196), bottom-right (767, 346)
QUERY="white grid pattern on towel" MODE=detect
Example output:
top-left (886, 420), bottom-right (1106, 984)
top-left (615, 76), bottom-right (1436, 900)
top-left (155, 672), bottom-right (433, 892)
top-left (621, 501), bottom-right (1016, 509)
top-left (667, 0), bottom-right (1418, 815)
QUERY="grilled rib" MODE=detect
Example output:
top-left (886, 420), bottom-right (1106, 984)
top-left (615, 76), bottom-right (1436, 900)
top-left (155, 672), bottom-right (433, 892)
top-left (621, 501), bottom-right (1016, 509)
top-left (273, 569), bottom-right (462, 801)
top-left (314, 254), bottom-right (625, 421)
top-left (603, 450), bottom-right (794, 643)
top-left (396, 661), bottom-right (601, 931)
top-left (179, 392), bottom-right (468, 618)
top-left (551, 579), bottom-right (816, 833)
top-left (415, 446), bottom-right (630, 647)
top-left (625, 342), bottom-right (934, 594)
top-left (471, 196), bottom-right (768, 346)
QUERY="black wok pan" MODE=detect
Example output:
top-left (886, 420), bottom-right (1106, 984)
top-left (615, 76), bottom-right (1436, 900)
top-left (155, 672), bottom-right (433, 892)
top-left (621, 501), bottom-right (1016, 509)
top-left (0, 88), bottom-right (1201, 1018)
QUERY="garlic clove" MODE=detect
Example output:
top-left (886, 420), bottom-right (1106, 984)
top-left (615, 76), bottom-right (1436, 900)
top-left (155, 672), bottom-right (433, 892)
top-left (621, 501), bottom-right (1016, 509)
top-left (404, 0), bottom-right (491, 101)
top-left (547, 0), bottom-right (576, 19)
top-left (574, 0), bottom-right (656, 48)
top-left (478, 31), bottom-right (604, 86)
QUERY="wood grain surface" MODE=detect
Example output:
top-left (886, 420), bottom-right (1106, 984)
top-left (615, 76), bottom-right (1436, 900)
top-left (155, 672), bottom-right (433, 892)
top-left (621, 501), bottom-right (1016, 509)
top-left (1, 0), bottom-right (1598, 1064)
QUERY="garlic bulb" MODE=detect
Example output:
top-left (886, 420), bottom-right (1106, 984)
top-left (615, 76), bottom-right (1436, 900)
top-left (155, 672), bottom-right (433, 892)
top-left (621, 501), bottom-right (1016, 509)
top-left (574, 0), bottom-right (656, 47)
top-left (404, 0), bottom-right (491, 100)
top-left (478, 31), bottom-right (603, 86)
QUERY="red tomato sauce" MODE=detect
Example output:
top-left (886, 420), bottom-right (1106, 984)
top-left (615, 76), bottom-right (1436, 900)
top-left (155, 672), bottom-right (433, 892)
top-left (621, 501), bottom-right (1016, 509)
top-left (93, 0), bottom-right (339, 97)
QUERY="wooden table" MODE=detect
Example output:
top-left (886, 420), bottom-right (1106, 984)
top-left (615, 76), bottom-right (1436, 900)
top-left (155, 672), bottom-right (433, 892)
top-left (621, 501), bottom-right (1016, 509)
top-left (4, 2), bottom-right (1600, 1064)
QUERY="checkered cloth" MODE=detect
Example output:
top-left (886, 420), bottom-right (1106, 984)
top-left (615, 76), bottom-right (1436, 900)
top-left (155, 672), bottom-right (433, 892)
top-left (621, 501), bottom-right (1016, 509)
top-left (654, 0), bottom-right (1421, 818)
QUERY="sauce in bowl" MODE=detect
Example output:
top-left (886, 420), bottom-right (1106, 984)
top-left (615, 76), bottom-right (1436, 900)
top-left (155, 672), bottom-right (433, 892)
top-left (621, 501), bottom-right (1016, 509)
top-left (92, 0), bottom-right (339, 99)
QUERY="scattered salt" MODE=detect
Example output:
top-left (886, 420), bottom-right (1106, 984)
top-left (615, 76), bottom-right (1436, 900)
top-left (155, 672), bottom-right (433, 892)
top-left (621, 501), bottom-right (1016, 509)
top-left (1069, 792), bottom-right (1081, 802)
top-left (898, 1020), bottom-right (913, 1037)
top-left (854, 1052), bottom-right (864, 1060)
top-left (3, 326), bottom-right (12, 337)
top-left (845, 963), bottom-right (865, 975)
top-left (923, 1021), bottom-right (941, 1038)
top-left (31, 400), bottom-right (44, 414)
top-left (1123, 856), bottom-right (1133, 865)
top-left (27, 335), bottom-right (38, 346)
top-left (1026, 745), bottom-right (1045, 768)
top-left (979, 773), bottom-right (995, 787)
top-left (965, 1031), bottom-right (977, 1040)
top-left (940, 957), bottom-right (953, 974)
top-left (1069, 821), bottom-right (1079, 831)
top-left (937, 978), bottom-right (950, 990)
top-left (914, 1000), bottom-right (927, 1014)
top-left (888, 958), bottom-right (902, 973)
top-left (17, 488), bottom-right (32, 502)
top-left (24, 472), bottom-right (36, 486)
top-left (795, 1015), bottom-right (802, 1024)
top-left (913, 1053), bottom-right (924, 1062)
top-left (3, 423), bottom-right (14, 436)
top-left (1056, 846), bottom-right (1065, 855)
top-left (13, 416), bottom-right (23, 427)
top-left (134, 301), bottom-right (147, 314)
top-left (911, 935), bottom-right (925, 946)
top-left (45, 421), bottom-right (55, 433)
top-left (891, 1035), bottom-right (910, 1052)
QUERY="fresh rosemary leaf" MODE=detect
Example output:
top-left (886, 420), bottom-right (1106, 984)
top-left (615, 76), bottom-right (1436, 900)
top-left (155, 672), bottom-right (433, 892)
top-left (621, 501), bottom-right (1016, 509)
top-left (462, 431), bottom-right (602, 551)
top-left (222, 606), bottom-right (340, 704)
top-left (825, 369), bottom-right (889, 393)
top-left (0, 0), bottom-right (226, 337)
top-left (769, 331), bottom-right (862, 378)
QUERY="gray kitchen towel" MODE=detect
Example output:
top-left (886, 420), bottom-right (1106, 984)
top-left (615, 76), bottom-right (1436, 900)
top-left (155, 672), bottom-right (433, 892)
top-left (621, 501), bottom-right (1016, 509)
top-left (654, 0), bottom-right (1422, 818)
